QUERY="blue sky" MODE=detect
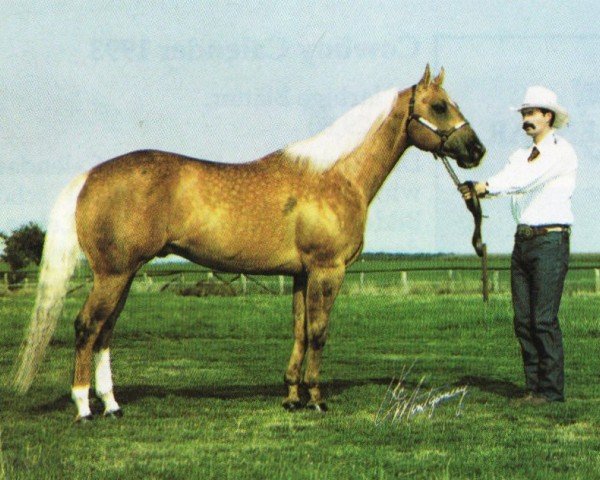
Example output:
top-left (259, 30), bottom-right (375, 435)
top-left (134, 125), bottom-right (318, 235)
top-left (1, 1), bottom-right (599, 253)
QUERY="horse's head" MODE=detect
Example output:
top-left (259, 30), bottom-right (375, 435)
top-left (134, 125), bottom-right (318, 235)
top-left (406, 65), bottom-right (485, 169)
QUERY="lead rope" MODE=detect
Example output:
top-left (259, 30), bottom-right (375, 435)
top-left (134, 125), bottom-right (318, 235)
top-left (438, 157), bottom-right (489, 315)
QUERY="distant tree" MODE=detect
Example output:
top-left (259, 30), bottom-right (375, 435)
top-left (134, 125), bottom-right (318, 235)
top-left (1, 222), bottom-right (46, 286)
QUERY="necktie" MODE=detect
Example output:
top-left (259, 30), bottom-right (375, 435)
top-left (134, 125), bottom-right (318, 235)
top-left (527, 146), bottom-right (540, 162)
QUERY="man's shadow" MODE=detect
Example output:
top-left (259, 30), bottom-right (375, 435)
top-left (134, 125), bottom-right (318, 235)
top-left (456, 375), bottom-right (524, 399)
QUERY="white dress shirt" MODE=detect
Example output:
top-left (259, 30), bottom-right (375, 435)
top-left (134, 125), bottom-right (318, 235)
top-left (486, 130), bottom-right (578, 226)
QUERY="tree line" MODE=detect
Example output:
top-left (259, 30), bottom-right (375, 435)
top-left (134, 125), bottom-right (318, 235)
top-left (0, 222), bottom-right (45, 286)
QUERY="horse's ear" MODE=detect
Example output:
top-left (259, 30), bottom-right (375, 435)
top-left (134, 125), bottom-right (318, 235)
top-left (418, 64), bottom-right (431, 88)
top-left (433, 67), bottom-right (445, 86)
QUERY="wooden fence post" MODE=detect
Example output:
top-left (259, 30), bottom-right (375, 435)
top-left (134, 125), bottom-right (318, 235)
top-left (492, 270), bottom-right (500, 293)
top-left (241, 274), bottom-right (247, 295)
top-left (595, 269), bottom-right (600, 294)
top-left (359, 272), bottom-right (365, 293)
top-left (401, 271), bottom-right (409, 295)
top-left (481, 244), bottom-right (489, 303)
top-left (279, 276), bottom-right (285, 295)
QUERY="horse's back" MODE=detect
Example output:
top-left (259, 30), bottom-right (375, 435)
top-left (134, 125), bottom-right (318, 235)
top-left (88, 149), bottom-right (224, 175)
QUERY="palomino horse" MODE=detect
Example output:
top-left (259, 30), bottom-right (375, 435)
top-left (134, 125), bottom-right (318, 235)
top-left (13, 66), bottom-right (485, 421)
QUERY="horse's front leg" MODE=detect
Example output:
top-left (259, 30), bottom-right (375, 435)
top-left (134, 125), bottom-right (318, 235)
top-left (283, 274), bottom-right (308, 410)
top-left (303, 265), bottom-right (345, 411)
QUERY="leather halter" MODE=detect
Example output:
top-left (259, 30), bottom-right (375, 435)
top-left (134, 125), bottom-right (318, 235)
top-left (407, 84), bottom-right (469, 157)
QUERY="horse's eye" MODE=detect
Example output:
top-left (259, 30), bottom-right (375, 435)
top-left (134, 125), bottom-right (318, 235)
top-left (432, 102), bottom-right (447, 114)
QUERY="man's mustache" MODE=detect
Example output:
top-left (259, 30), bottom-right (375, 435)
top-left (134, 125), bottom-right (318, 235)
top-left (522, 122), bottom-right (535, 130)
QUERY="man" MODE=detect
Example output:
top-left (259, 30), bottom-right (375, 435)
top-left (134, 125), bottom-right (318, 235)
top-left (460, 85), bottom-right (577, 404)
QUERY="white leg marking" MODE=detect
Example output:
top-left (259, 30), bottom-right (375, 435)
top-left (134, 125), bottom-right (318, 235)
top-left (94, 349), bottom-right (113, 395)
top-left (71, 385), bottom-right (91, 418)
top-left (95, 349), bottom-right (120, 413)
top-left (99, 390), bottom-right (120, 414)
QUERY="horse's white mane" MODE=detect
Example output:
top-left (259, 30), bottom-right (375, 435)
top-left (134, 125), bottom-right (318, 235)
top-left (284, 87), bottom-right (399, 171)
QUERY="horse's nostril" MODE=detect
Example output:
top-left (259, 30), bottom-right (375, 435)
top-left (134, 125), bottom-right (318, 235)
top-left (471, 143), bottom-right (485, 160)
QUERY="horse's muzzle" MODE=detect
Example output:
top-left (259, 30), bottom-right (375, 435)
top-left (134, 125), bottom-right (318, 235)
top-left (441, 126), bottom-right (485, 169)
top-left (451, 140), bottom-right (485, 169)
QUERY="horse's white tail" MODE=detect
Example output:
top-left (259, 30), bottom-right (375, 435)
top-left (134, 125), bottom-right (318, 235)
top-left (12, 173), bottom-right (89, 394)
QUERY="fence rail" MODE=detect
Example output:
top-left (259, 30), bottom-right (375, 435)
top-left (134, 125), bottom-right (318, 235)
top-left (3, 265), bottom-right (600, 297)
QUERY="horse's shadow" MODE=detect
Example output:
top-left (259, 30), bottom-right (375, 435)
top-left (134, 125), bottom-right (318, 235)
top-left (34, 375), bottom-right (524, 414)
top-left (34, 377), bottom-right (396, 414)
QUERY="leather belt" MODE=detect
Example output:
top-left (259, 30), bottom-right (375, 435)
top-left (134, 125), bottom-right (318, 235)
top-left (516, 224), bottom-right (571, 239)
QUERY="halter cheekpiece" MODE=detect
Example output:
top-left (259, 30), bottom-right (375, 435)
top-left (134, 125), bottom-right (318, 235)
top-left (407, 84), bottom-right (469, 157)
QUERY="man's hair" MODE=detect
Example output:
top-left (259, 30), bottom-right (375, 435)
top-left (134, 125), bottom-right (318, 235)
top-left (539, 108), bottom-right (556, 127)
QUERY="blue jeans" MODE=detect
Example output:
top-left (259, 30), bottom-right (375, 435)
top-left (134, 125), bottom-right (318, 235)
top-left (511, 230), bottom-right (570, 401)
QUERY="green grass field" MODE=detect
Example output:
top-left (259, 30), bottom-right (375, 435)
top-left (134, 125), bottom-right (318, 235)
top-left (2, 261), bottom-right (600, 479)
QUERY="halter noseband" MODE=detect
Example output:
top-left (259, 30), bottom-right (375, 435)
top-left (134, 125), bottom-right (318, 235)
top-left (407, 84), bottom-right (469, 156)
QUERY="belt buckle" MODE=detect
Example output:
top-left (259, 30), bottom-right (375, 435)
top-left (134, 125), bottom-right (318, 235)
top-left (519, 225), bottom-right (534, 239)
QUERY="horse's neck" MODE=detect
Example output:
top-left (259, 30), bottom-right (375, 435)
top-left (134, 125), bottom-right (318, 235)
top-left (333, 90), bottom-right (411, 204)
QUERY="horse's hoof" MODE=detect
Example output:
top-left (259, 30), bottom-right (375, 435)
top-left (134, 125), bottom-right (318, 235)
top-left (307, 402), bottom-right (328, 413)
top-left (282, 400), bottom-right (304, 411)
top-left (74, 414), bottom-right (94, 424)
top-left (104, 409), bottom-right (123, 419)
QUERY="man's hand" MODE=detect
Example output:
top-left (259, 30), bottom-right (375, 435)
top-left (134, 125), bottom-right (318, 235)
top-left (458, 182), bottom-right (487, 200)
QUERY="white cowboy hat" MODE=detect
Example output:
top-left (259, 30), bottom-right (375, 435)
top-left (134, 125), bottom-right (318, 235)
top-left (512, 85), bottom-right (569, 128)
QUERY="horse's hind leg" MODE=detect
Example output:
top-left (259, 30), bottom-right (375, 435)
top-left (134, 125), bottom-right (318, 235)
top-left (92, 276), bottom-right (134, 417)
top-left (303, 265), bottom-right (345, 411)
top-left (283, 274), bottom-right (308, 410)
top-left (71, 273), bottom-right (133, 421)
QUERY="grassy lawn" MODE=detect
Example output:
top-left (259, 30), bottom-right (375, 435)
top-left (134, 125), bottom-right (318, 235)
top-left (1, 284), bottom-right (600, 479)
